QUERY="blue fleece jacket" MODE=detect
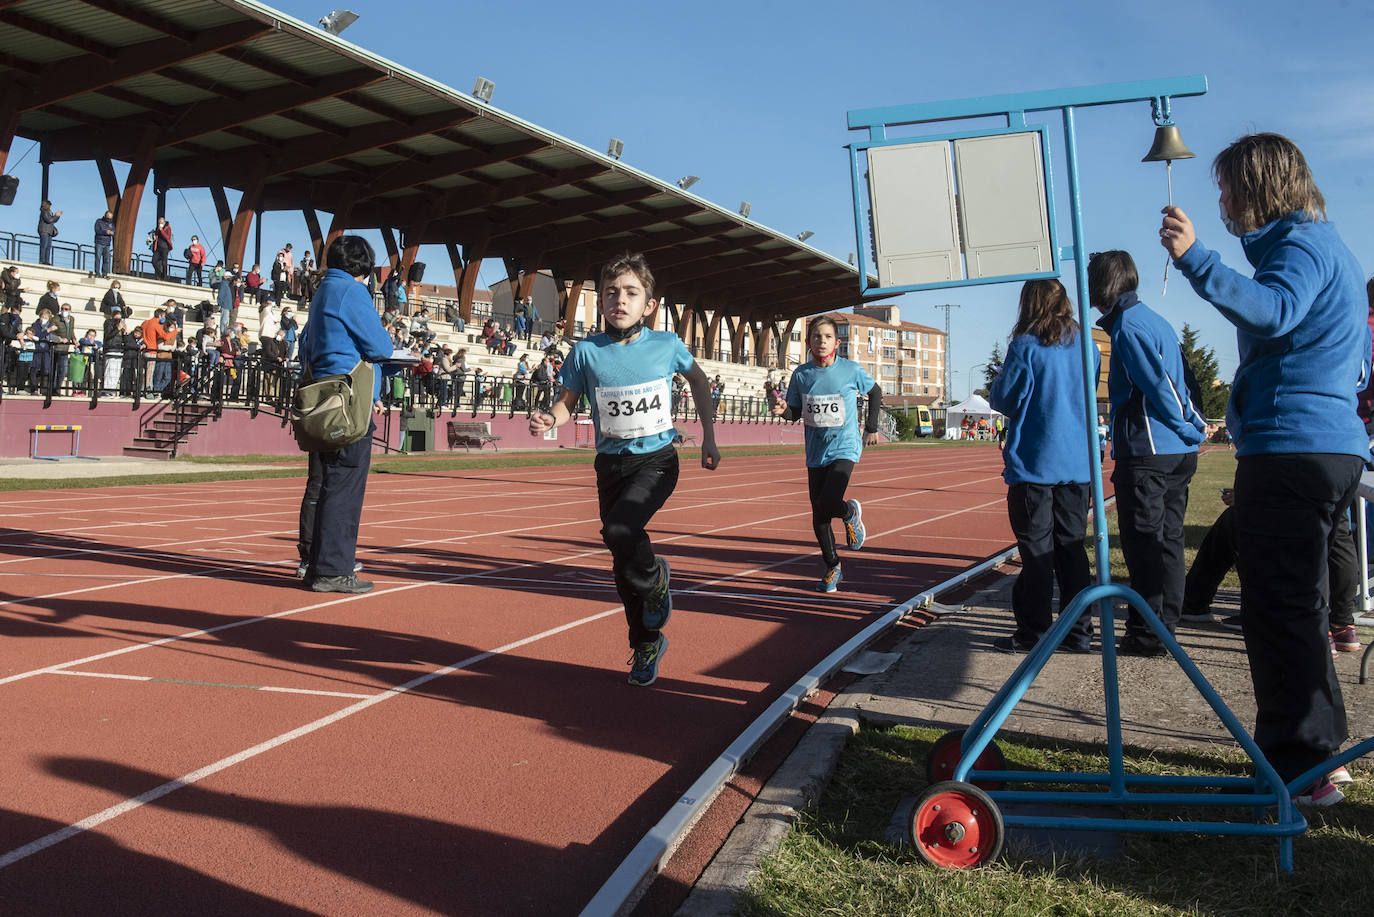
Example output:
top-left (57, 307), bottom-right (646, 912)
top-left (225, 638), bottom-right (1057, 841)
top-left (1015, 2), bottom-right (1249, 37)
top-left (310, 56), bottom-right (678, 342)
top-left (300, 268), bottom-right (393, 401)
top-left (989, 330), bottom-right (1100, 485)
top-left (1175, 214), bottom-right (1370, 459)
top-left (1096, 292), bottom-right (1206, 458)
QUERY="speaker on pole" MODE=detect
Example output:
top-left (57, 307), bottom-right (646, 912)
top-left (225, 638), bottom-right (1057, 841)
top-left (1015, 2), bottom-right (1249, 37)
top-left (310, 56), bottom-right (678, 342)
top-left (407, 261), bottom-right (426, 284)
top-left (0, 174), bottom-right (18, 206)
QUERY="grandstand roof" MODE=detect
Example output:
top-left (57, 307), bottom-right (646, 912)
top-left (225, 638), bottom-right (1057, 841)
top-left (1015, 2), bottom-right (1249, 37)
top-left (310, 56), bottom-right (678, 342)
top-left (1, 0), bottom-right (880, 320)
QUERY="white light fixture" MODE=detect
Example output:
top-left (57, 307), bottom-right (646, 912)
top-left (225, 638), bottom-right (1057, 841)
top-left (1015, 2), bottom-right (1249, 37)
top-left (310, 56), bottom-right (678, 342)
top-left (606, 138), bottom-right (624, 159)
top-left (317, 9), bottom-right (359, 35)
top-left (796, 231), bottom-right (814, 242)
top-left (677, 175), bottom-right (699, 190)
top-left (472, 78), bottom-right (494, 103)
top-left (848, 252), bottom-right (855, 265)
top-left (738, 202), bottom-right (751, 218)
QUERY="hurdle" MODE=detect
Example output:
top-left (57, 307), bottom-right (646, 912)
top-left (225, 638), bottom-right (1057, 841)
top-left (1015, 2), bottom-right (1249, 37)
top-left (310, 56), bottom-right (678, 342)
top-left (30, 424), bottom-right (100, 461)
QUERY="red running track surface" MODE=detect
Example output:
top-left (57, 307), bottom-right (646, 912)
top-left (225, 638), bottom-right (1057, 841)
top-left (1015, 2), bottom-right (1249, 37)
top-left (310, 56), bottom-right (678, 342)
top-left (0, 445), bottom-right (1013, 916)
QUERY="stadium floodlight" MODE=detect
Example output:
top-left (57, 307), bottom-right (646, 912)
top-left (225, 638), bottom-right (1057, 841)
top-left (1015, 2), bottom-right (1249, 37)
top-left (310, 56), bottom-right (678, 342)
top-left (472, 78), bottom-right (495, 103)
top-left (677, 175), bottom-right (700, 190)
top-left (796, 231), bottom-right (814, 242)
top-left (848, 252), bottom-right (855, 265)
top-left (606, 138), bottom-right (624, 159)
top-left (318, 9), bottom-right (359, 35)
top-left (738, 202), bottom-right (751, 218)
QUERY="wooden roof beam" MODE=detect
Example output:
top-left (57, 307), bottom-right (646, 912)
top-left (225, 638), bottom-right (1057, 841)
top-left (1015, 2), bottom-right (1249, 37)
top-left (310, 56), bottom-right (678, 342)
top-left (0, 9), bottom-right (119, 61)
top-left (99, 0), bottom-right (197, 42)
top-left (355, 138), bottom-right (549, 199)
top-left (492, 204), bottom-right (700, 259)
top-left (161, 66), bottom-right (248, 104)
top-left (18, 21), bottom-right (273, 112)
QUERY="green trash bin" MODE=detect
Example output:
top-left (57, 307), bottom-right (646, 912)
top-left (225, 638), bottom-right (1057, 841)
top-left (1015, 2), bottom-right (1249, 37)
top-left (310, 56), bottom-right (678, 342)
top-left (501, 383), bottom-right (512, 404)
top-left (391, 376), bottom-right (406, 400)
top-left (67, 353), bottom-right (87, 385)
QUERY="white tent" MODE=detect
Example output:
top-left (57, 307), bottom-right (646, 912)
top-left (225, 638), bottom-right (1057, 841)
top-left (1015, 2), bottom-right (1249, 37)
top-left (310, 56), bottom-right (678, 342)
top-left (944, 394), bottom-right (1004, 439)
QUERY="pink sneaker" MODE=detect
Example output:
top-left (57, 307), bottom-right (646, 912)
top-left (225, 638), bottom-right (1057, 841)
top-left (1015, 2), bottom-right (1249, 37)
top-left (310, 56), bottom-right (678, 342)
top-left (1331, 625), bottom-right (1360, 653)
top-left (1328, 765), bottom-right (1354, 786)
top-left (1295, 778), bottom-right (1344, 807)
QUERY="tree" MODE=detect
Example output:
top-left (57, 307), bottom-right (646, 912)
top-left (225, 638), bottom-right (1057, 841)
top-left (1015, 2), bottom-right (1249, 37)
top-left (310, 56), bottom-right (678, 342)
top-left (1180, 323), bottom-right (1231, 419)
top-left (974, 342), bottom-right (1003, 398)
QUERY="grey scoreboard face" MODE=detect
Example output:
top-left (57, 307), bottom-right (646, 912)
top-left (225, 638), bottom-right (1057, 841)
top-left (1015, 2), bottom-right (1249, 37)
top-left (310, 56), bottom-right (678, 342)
top-left (866, 131), bottom-right (1053, 290)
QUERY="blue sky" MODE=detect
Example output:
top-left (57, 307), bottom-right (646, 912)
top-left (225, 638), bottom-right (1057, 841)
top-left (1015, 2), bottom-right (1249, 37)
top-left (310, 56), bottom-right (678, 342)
top-left (5, 0), bottom-right (1372, 390)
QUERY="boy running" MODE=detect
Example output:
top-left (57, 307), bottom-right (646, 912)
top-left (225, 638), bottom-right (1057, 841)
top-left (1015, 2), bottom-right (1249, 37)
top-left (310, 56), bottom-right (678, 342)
top-left (770, 316), bottom-right (881, 592)
top-left (529, 252), bottom-right (720, 686)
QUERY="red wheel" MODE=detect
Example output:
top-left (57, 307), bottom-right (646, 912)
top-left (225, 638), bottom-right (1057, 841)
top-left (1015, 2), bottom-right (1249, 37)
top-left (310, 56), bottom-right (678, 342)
top-left (909, 781), bottom-right (1004, 868)
top-left (927, 729), bottom-right (1006, 790)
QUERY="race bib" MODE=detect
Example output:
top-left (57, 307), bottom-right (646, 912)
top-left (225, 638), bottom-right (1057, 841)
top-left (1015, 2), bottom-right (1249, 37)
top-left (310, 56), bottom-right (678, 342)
top-left (802, 393), bottom-right (846, 428)
top-left (596, 379), bottom-right (672, 439)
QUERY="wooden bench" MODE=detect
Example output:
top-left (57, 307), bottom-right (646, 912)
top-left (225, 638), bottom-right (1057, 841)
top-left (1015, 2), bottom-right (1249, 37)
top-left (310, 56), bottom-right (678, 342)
top-left (447, 420), bottom-right (502, 452)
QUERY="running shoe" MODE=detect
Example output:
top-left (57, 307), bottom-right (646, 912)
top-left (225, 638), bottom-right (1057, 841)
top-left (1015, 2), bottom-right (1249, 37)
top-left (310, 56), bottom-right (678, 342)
top-left (1218, 615), bottom-right (1243, 632)
top-left (310, 574), bottom-right (374, 594)
top-left (1328, 765), bottom-right (1354, 786)
top-left (992, 634), bottom-right (1037, 654)
top-left (817, 564), bottom-right (842, 593)
top-left (641, 557), bottom-right (672, 631)
top-left (1331, 624), bottom-right (1360, 653)
top-left (297, 560), bottom-right (360, 579)
top-left (1295, 777), bottom-right (1344, 808)
top-left (1179, 607), bottom-right (1214, 623)
top-left (627, 633), bottom-right (668, 687)
top-left (843, 499), bottom-right (866, 550)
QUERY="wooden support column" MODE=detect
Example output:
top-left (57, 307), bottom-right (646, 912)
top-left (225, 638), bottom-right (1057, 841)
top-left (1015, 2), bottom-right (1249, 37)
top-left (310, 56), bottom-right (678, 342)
top-left (321, 201), bottom-right (354, 270)
top-left (379, 226), bottom-right (400, 275)
top-left (691, 301), bottom-right (710, 356)
top-left (778, 317), bottom-right (797, 368)
top-left (112, 128), bottom-right (158, 275)
top-left (455, 238), bottom-right (487, 323)
top-left (722, 315), bottom-right (742, 362)
top-left (516, 251), bottom-right (545, 302)
top-left (209, 185), bottom-right (232, 260)
top-left (224, 166), bottom-right (267, 273)
top-left (95, 155), bottom-right (120, 213)
top-left (705, 311), bottom-right (724, 362)
top-left (0, 85), bottom-right (21, 176)
top-left (759, 321), bottom-right (777, 368)
top-left (302, 208), bottom-right (324, 264)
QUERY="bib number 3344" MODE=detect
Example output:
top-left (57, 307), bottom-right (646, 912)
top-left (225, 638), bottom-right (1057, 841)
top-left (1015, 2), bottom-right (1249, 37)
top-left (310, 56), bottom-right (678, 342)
top-left (803, 393), bottom-right (846, 428)
top-left (597, 379), bottom-right (672, 439)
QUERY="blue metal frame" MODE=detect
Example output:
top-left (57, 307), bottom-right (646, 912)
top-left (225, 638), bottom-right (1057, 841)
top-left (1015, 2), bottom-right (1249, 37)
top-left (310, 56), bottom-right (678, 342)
top-left (847, 123), bottom-right (1062, 296)
top-left (844, 76), bottom-right (1368, 873)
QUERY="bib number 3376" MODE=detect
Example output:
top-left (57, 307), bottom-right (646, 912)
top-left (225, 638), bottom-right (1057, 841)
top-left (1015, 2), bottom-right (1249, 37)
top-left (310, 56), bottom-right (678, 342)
top-left (802, 393), bottom-right (846, 428)
top-left (597, 379), bottom-right (672, 439)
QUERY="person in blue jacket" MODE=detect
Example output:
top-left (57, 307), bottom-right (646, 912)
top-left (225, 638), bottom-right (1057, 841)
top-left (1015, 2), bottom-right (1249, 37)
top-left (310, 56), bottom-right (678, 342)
top-left (298, 235), bottom-right (394, 595)
top-left (1161, 133), bottom-right (1369, 806)
top-left (989, 279), bottom-right (1100, 653)
top-left (1090, 250), bottom-right (1208, 657)
top-left (770, 316), bottom-right (881, 593)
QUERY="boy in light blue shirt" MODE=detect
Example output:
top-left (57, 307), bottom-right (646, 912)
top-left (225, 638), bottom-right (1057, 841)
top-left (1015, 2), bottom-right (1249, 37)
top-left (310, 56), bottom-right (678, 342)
top-left (530, 252), bottom-right (720, 686)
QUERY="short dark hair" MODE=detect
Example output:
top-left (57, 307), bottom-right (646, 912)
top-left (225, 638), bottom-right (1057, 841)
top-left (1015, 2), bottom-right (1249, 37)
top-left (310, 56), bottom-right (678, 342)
top-left (1087, 250), bottom-right (1138, 309)
top-left (806, 315), bottom-right (840, 341)
top-left (599, 251), bottom-right (655, 300)
top-left (325, 235), bottom-right (375, 278)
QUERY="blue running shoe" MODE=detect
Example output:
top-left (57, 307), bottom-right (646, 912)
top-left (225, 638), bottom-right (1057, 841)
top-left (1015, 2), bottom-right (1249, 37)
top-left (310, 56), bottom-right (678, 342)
top-left (642, 557), bottom-right (672, 631)
top-left (627, 633), bottom-right (668, 687)
top-left (844, 499), bottom-right (866, 550)
top-left (817, 564), bottom-right (842, 593)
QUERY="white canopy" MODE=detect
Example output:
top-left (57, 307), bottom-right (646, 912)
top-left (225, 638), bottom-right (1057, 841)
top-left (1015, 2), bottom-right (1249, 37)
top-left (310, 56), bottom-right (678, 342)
top-left (944, 395), bottom-right (1004, 438)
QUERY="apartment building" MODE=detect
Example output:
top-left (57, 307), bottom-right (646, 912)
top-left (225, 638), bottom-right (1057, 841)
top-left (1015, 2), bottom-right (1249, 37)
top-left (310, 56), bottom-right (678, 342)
top-left (821, 305), bottom-right (947, 407)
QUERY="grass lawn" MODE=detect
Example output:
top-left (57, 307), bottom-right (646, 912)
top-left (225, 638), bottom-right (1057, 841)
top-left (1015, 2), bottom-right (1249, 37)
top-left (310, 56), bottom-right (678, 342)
top-left (740, 448), bottom-right (1374, 916)
top-left (739, 726), bottom-right (1374, 916)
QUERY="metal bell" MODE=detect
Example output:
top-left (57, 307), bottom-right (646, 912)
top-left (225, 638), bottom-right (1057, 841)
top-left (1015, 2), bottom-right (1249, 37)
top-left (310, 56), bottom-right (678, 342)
top-left (1142, 125), bottom-right (1196, 163)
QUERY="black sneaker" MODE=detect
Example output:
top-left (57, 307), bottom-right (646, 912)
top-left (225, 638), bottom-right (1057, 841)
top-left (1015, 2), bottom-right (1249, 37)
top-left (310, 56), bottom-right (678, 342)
top-left (992, 635), bottom-right (1038, 654)
top-left (1117, 635), bottom-right (1167, 657)
top-left (1219, 615), bottom-right (1243, 632)
top-left (1179, 607), bottom-right (1214, 623)
top-left (311, 574), bottom-right (374, 594)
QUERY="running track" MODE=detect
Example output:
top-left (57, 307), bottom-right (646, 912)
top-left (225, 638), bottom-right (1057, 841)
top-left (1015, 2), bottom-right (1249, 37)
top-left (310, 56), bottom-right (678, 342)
top-left (0, 445), bottom-right (1014, 915)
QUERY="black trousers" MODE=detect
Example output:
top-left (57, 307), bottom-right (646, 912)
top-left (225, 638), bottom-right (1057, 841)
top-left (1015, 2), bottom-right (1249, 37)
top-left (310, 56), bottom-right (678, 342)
top-left (1234, 452), bottom-right (1360, 783)
top-left (807, 460), bottom-right (855, 568)
top-left (1184, 504), bottom-right (1358, 629)
top-left (1007, 482), bottom-right (1093, 647)
top-left (297, 450), bottom-right (325, 565)
top-left (309, 424), bottom-right (374, 577)
top-left (595, 445), bottom-right (678, 647)
top-left (1112, 452), bottom-right (1197, 644)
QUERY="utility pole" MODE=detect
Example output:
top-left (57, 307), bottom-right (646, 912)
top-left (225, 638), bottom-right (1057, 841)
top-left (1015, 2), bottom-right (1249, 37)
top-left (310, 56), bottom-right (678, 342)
top-left (932, 303), bottom-right (959, 407)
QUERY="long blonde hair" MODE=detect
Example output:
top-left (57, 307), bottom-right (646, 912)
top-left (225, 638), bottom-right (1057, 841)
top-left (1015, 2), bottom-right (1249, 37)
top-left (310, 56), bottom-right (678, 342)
top-left (1213, 133), bottom-right (1326, 232)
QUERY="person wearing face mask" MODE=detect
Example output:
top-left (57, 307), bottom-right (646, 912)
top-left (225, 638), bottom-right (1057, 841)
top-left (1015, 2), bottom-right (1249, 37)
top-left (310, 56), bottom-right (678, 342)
top-left (51, 301), bottom-right (77, 393)
top-left (151, 217), bottom-right (173, 281)
top-left (1161, 132), bottom-right (1369, 808)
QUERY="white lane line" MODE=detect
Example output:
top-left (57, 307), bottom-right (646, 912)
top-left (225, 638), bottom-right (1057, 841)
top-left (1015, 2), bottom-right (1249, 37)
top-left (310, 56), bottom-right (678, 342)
top-left (0, 605), bottom-right (622, 871)
top-left (51, 669), bottom-right (376, 699)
